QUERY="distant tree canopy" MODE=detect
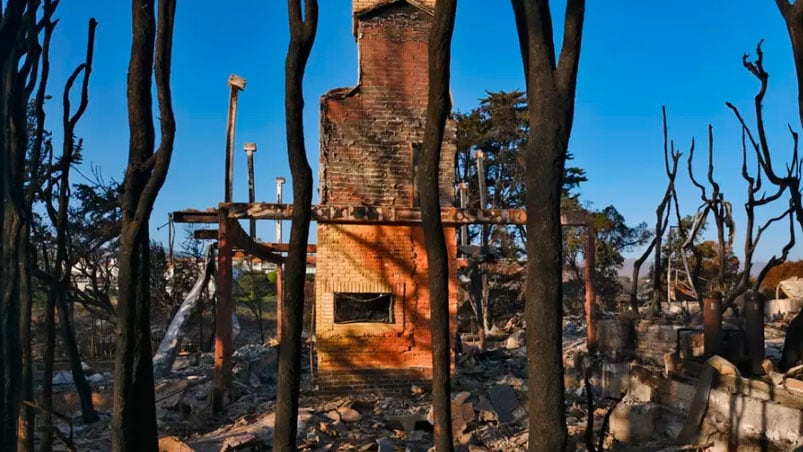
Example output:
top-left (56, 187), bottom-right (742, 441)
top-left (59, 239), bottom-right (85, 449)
top-left (455, 90), bottom-right (587, 206)
top-left (455, 90), bottom-right (587, 257)
top-left (564, 202), bottom-right (651, 305)
top-left (760, 260), bottom-right (803, 297)
top-left (456, 90), bottom-right (648, 305)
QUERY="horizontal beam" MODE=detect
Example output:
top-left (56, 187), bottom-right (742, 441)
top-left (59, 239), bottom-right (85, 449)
top-left (193, 229), bottom-right (218, 240)
top-left (192, 229), bottom-right (318, 253)
top-left (226, 214), bottom-right (284, 265)
top-left (172, 203), bottom-right (590, 227)
top-left (174, 210), bottom-right (218, 223)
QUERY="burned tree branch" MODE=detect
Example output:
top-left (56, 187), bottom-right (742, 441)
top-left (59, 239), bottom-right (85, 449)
top-left (633, 106), bottom-right (681, 314)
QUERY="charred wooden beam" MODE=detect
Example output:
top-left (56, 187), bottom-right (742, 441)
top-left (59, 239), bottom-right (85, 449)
top-left (193, 229), bottom-right (218, 240)
top-left (261, 242), bottom-right (317, 253)
top-left (173, 209), bottom-right (218, 223)
top-left (228, 219), bottom-right (284, 264)
top-left (173, 203), bottom-right (591, 227)
top-left (176, 204), bottom-right (534, 224)
top-left (190, 229), bottom-right (317, 255)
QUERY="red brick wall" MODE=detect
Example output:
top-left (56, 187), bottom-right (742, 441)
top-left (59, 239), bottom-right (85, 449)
top-left (316, 2), bottom-right (458, 392)
top-left (353, 0), bottom-right (436, 16)
top-left (315, 225), bottom-right (457, 391)
top-left (320, 3), bottom-right (456, 207)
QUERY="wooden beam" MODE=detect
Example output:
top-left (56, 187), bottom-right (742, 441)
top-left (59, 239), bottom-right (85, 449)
top-left (172, 203), bottom-right (591, 227)
top-left (174, 209), bottom-right (218, 223)
top-left (213, 211), bottom-right (233, 413)
top-left (228, 219), bottom-right (284, 264)
top-left (193, 229), bottom-right (218, 240)
top-left (261, 242), bottom-right (317, 253)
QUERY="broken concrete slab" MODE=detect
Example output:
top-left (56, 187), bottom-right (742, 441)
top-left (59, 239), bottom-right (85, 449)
top-left (376, 437), bottom-right (394, 452)
top-left (156, 380), bottom-right (190, 411)
top-left (487, 384), bottom-right (518, 424)
top-left (504, 330), bottom-right (524, 350)
top-left (601, 361), bottom-right (629, 398)
top-left (384, 414), bottom-right (429, 434)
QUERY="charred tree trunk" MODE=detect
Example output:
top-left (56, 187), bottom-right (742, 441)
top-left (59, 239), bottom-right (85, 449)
top-left (420, 0), bottom-right (458, 449)
top-left (511, 0), bottom-right (585, 450)
top-left (112, 1), bottom-right (176, 450)
top-left (21, 10), bottom-right (55, 451)
top-left (1, 1), bottom-right (42, 448)
top-left (629, 237), bottom-right (656, 312)
top-left (153, 245), bottom-right (215, 379)
top-left (46, 18), bottom-right (99, 428)
top-left (777, 1), bottom-right (803, 132)
top-left (274, 0), bottom-right (317, 449)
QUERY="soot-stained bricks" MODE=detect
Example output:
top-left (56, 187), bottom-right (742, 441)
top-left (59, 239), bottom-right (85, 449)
top-left (315, 0), bottom-right (458, 392)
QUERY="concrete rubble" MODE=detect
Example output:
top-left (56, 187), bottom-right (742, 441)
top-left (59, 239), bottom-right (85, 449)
top-left (54, 306), bottom-right (803, 451)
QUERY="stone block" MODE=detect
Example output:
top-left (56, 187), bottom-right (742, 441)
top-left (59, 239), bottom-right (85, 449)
top-left (601, 361), bottom-right (629, 398)
top-left (609, 403), bottom-right (656, 443)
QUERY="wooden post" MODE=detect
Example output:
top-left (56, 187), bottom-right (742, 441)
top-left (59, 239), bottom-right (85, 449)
top-left (276, 266), bottom-right (283, 341)
top-left (585, 221), bottom-right (597, 352)
top-left (213, 208), bottom-right (233, 413)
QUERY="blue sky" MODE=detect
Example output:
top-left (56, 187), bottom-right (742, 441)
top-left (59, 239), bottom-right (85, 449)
top-left (47, 1), bottom-right (801, 262)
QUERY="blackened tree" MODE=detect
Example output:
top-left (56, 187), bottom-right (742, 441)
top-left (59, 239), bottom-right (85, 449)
top-left (274, 0), bottom-right (318, 449)
top-left (112, 0), bottom-right (177, 450)
top-left (510, 0), bottom-right (585, 450)
top-left (420, 0), bottom-right (458, 449)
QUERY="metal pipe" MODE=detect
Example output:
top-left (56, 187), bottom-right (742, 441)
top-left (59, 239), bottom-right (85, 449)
top-left (224, 74), bottom-right (246, 203)
top-left (244, 142), bottom-right (257, 239)
top-left (458, 181), bottom-right (468, 247)
top-left (275, 176), bottom-right (286, 342)
top-left (275, 177), bottom-right (285, 243)
top-left (474, 150), bottom-right (488, 249)
top-left (703, 293), bottom-right (722, 359)
top-left (744, 291), bottom-right (764, 375)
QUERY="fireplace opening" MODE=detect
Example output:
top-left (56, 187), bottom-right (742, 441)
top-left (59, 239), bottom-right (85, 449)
top-left (334, 292), bottom-right (393, 324)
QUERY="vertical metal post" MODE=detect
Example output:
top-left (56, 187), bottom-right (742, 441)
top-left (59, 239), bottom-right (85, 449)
top-left (458, 181), bottom-right (468, 248)
top-left (213, 208), bottom-right (233, 413)
top-left (474, 150), bottom-right (487, 248)
top-left (704, 293), bottom-right (722, 359)
top-left (474, 150), bottom-right (491, 332)
top-left (744, 291), bottom-right (764, 375)
top-left (275, 177), bottom-right (285, 243)
top-left (224, 74), bottom-right (246, 203)
top-left (275, 177), bottom-right (285, 341)
top-left (244, 142), bottom-right (257, 239)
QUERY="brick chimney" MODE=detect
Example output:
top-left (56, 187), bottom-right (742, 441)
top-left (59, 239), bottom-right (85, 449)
top-left (353, 0), bottom-right (436, 16)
